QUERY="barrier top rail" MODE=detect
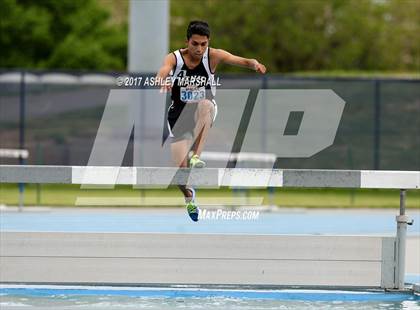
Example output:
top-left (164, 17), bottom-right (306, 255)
top-left (0, 165), bottom-right (419, 189)
top-left (0, 149), bottom-right (29, 159)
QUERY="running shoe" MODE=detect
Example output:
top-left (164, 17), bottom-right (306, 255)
top-left (189, 154), bottom-right (206, 168)
top-left (185, 187), bottom-right (199, 222)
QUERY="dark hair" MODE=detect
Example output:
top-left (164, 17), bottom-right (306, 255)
top-left (187, 21), bottom-right (210, 39)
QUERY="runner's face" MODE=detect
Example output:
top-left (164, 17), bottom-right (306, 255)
top-left (186, 35), bottom-right (209, 59)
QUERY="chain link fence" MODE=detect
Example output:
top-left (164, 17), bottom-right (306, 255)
top-left (0, 71), bottom-right (418, 170)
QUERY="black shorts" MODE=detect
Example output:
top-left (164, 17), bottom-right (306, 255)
top-left (167, 99), bottom-right (217, 142)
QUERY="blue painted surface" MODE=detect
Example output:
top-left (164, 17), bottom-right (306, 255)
top-left (407, 274), bottom-right (420, 284)
top-left (1, 210), bottom-right (419, 235)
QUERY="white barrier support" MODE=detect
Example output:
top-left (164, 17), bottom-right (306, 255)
top-left (396, 189), bottom-right (414, 290)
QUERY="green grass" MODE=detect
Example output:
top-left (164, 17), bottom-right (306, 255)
top-left (0, 184), bottom-right (419, 209)
top-left (288, 70), bottom-right (420, 79)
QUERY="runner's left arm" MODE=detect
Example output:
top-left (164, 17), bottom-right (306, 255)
top-left (213, 49), bottom-right (266, 74)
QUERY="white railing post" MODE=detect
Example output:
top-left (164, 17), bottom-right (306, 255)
top-left (395, 189), bottom-right (413, 290)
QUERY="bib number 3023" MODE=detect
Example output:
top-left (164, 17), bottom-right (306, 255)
top-left (180, 87), bottom-right (206, 103)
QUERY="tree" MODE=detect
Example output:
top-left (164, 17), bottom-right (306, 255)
top-left (170, 0), bottom-right (420, 73)
top-left (0, 0), bottom-right (126, 70)
top-left (1, 0), bottom-right (418, 72)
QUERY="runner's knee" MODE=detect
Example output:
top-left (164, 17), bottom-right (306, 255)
top-left (197, 100), bottom-right (214, 117)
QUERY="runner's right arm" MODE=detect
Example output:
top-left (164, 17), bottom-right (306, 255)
top-left (156, 54), bottom-right (176, 92)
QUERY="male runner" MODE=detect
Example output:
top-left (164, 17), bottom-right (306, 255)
top-left (157, 21), bottom-right (266, 222)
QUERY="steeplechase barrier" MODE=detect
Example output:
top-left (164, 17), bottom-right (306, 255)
top-left (0, 165), bottom-right (418, 290)
top-left (0, 149), bottom-right (28, 212)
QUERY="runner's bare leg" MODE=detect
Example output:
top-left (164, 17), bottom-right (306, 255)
top-left (171, 139), bottom-right (193, 201)
top-left (192, 99), bottom-right (215, 156)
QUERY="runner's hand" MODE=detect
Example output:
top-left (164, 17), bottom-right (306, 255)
top-left (158, 77), bottom-right (172, 93)
top-left (254, 60), bottom-right (266, 74)
top-left (160, 84), bottom-right (172, 93)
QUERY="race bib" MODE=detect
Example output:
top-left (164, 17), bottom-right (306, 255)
top-left (180, 87), bottom-right (206, 103)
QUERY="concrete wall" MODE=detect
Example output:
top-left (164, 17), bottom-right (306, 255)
top-left (0, 232), bottom-right (396, 288)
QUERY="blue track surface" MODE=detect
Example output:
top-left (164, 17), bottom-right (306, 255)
top-left (1, 209), bottom-right (419, 235)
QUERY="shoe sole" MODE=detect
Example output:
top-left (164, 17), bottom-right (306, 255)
top-left (187, 206), bottom-right (200, 222)
top-left (190, 162), bottom-right (205, 168)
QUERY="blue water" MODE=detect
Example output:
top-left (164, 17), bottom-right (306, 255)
top-left (0, 285), bottom-right (419, 309)
top-left (1, 209), bottom-right (419, 235)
